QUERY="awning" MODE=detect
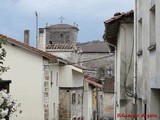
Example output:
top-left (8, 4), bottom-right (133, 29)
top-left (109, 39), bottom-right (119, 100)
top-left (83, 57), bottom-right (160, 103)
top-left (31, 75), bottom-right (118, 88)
top-left (85, 77), bottom-right (103, 88)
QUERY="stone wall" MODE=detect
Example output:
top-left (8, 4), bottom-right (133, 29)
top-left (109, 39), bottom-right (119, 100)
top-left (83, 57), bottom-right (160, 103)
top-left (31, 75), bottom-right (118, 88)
top-left (81, 53), bottom-right (114, 70)
top-left (59, 88), bottom-right (83, 120)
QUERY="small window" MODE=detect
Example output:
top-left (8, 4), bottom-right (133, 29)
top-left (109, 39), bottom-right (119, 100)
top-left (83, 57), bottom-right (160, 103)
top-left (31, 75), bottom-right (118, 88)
top-left (50, 71), bottom-right (53, 86)
top-left (149, 5), bottom-right (156, 46)
top-left (138, 18), bottom-right (142, 52)
top-left (49, 41), bottom-right (52, 44)
top-left (56, 72), bottom-right (58, 87)
top-left (72, 93), bottom-right (76, 104)
top-left (60, 34), bottom-right (63, 37)
top-left (78, 94), bottom-right (81, 104)
top-left (147, 5), bottom-right (156, 52)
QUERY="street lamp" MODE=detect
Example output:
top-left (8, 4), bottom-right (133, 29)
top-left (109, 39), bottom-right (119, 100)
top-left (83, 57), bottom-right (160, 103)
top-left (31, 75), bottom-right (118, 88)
top-left (107, 67), bottom-right (113, 77)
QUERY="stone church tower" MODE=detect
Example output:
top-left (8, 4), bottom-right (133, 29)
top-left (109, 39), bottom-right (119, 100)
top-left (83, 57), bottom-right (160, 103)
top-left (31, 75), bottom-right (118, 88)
top-left (45, 24), bottom-right (79, 45)
top-left (39, 23), bottom-right (80, 63)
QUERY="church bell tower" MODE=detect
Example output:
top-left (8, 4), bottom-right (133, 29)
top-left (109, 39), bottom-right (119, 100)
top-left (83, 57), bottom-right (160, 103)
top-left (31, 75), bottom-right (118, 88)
top-left (44, 22), bottom-right (79, 63)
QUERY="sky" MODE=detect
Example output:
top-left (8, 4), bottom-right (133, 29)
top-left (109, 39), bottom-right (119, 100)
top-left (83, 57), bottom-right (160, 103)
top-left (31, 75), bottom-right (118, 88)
top-left (0, 0), bottom-right (134, 47)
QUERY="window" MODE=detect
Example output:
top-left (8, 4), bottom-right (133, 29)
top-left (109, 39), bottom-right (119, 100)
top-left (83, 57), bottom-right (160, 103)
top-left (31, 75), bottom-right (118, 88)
top-left (49, 41), bottom-right (52, 44)
top-left (138, 18), bottom-right (142, 50)
top-left (50, 71), bottom-right (53, 86)
top-left (60, 34), bottom-right (63, 37)
top-left (144, 103), bottom-right (147, 120)
top-left (148, 5), bottom-right (156, 51)
top-left (78, 94), bottom-right (81, 104)
top-left (56, 72), bottom-right (58, 87)
top-left (137, 18), bottom-right (143, 56)
top-left (72, 93), bottom-right (76, 104)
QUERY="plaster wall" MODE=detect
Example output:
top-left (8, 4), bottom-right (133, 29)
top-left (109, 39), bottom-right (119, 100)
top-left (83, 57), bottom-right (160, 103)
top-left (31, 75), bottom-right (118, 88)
top-left (2, 43), bottom-right (44, 120)
top-left (116, 23), bottom-right (134, 120)
top-left (83, 81), bottom-right (93, 120)
top-left (136, 0), bottom-right (160, 117)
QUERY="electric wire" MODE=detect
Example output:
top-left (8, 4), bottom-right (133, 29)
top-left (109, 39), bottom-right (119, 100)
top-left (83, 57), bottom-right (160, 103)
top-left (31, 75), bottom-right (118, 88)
top-left (68, 53), bottom-right (114, 65)
top-left (124, 37), bottom-right (134, 97)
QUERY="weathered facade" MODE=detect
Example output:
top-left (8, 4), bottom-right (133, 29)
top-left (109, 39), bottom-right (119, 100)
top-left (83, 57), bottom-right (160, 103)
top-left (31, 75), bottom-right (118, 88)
top-left (59, 87), bottom-right (83, 120)
top-left (103, 77), bottom-right (114, 119)
top-left (83, 76), bottom-right (103, 120)
top-left (37, 23), bottom-right (85, 120)
top-left (58, 65), bottom-right (84, 120)
top-left (1, 34), bottom-right (66, 120)
top-left (103, 11), bottom-right (134, 120)
top-left (0, 33), bottom-right (84, 120)
top-left (44, 24), bottom-right (80, 63)
top-left (135, 0), bottom-right (160, 118)
top-left (79, 42), bottom-right (114, 120)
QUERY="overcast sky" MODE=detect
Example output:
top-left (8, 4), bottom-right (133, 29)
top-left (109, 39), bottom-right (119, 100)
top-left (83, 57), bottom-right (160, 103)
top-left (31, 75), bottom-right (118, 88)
top-left (0, 0), bottom-right (134, 47)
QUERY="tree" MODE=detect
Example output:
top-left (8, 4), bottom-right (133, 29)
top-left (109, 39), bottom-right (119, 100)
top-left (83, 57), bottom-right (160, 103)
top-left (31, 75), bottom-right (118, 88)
top-left (0, 38), bottom-right (9, 78)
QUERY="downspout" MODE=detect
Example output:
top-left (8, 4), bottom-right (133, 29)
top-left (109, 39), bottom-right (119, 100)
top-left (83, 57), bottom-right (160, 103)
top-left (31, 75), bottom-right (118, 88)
top-left (134, 0), bottom-right (138, 119)
top-left (114, 47), bottom-right (117, 120)
top-left (82, 76), bottom-right (84, 119)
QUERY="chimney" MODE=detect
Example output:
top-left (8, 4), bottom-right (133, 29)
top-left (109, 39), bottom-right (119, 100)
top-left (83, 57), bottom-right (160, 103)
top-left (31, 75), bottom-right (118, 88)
top-left (24, 30), bottom-right (30, 45)
top-left (114, 12), bottom-right (121, 16)
top-left (38, 28), bottom-right (45, 51)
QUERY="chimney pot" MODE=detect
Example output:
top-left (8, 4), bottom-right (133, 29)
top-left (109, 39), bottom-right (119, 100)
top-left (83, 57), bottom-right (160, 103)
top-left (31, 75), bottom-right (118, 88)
top-left (114, 12), bottom-right (121, 16)
top-left (24, 30), bottom-right (30, 45)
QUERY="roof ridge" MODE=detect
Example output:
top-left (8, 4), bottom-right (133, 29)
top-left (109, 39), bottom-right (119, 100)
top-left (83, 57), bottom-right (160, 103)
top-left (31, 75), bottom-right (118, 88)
top-left (104, 10), bottom-right (134, 24)
top-left (0, 34), bottom-right (68, 64)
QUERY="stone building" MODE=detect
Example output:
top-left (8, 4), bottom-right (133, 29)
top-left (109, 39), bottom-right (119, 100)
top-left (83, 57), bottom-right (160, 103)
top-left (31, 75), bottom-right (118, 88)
top-left (0, 25), bottom-right (84, 120)
top-left (38, 23), bottom-right (84, 120)
top-left (58, 65), bottom-right (84, 120)
top-left (44, 24), bottom-right (80, 63)
top-left (79, 42), bottom-right (115, 120)
top-left (103, 10), bottom-right (134, 120)
top-left (0, 34), bottom-right (67, 120)
top-left (38, 22), bottom-right (115, 120)
top-left (135, 0), bottom-right (160, 118)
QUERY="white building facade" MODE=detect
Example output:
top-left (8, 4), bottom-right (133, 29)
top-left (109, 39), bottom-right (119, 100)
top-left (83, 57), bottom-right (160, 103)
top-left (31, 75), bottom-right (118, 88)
top-left (135, 0), bottom-right (160, 118)
top-left (103, 11), bottom-right (134, 120)
top-left (0, 34), bottom-right (84, 120)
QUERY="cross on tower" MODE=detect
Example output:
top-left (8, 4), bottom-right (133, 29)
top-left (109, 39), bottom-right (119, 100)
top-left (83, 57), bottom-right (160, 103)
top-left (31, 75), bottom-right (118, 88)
top-left (59, 15), bottom-right (65, 23)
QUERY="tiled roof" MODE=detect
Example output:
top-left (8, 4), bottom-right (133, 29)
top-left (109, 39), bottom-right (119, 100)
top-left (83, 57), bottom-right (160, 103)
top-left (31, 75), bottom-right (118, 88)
top-left (103, 10), bottom-right (134, 51)
top-left (79, 42), bottom-right (110, 53)
top-left (45, 24), bottom-right (79, 31)
top-left (103, 78), bottom-right (114, 93)
top-left (84, 76), bottom-right (103, 88)
top-left (104, 10), bottom-right (134, 24)
top-left (46, 44), bottom-right (77, 50)
top-left (0, 34), bottom-right (68, 64)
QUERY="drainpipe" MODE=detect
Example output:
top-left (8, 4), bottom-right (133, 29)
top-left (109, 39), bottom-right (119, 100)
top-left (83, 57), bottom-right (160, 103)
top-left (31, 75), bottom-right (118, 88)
top-left (96, 87), bottom-right (99, 120)
top-left (105, 42), bottom-right (117, 120)
top-left (133, 0), bottom-right (138, 119)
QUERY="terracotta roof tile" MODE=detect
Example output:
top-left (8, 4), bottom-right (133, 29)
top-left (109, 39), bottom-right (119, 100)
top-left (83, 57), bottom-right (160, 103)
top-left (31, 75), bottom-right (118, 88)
top-left (103, 10), bottom-right (134, 51)
top-left (0, 34), bottom-right (68, 64)
top-left (84, 76), bottom-right (103, 88)
top-left (104, 10), bottom-right (134, 24)
top-left (46, 44), bottom-right (77, 50)
top-left (79, 42), bottom-right (110, 53)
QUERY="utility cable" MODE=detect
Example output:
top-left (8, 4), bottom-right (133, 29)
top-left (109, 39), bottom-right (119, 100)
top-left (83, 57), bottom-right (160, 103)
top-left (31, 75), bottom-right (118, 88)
top-left (124, 37), bottom-right (134, 97)
top-left (68, 53), bottom-right (114, 65)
